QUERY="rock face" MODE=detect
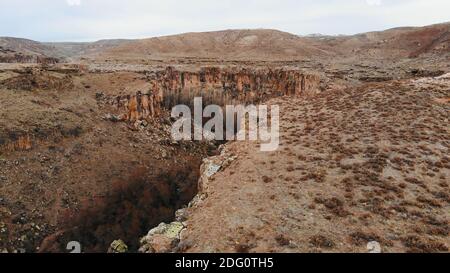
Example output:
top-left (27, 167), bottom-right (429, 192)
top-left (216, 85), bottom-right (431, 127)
top-left (108, 240), bottom-right (129, 253)
top-left (107, 91), bottom-right (163, 122)
top-left (6, 135), bottom-right (32, 151)
top-left (139, 222), bottom-right (185, 253)
top-left (196, 145), bottom-right (238, 195)
top-left (0, 134), bottom-right (33, 153)
top-left (139, 145), bottom-right (238, 253)
top-left (135, 67), bottom-right (319, 253)
top-left (103, 66), bottom-right (320, 123)
top-left (153, 66), bottom-right (320, 105)
top-left (145, 75), bottom-right (450, 253)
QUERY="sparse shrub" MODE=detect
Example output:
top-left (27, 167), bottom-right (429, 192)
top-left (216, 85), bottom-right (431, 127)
top-left (62, 126), bottom-right (83, 137)
top-left (349, 231), bottom-right (383, 246)
top-left (309, 235), bottom-right (335, 249)
top-left (262, 176), bottom-right (273, 183)
top-left (315, 197), bottom-right (351, 217)
top-left (402, 236), bottom-right (448, 253)
top-left (275, 235), bottom-right (291, 246)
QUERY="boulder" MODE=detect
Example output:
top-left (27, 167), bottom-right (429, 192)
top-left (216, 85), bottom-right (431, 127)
top-left (108, 240), bottom-right (128, 253)
top-left (139, 222), bottom-right (185, 253)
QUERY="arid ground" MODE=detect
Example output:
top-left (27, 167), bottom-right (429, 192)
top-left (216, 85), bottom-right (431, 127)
top-left (0, 22), bottom-right (449, 253)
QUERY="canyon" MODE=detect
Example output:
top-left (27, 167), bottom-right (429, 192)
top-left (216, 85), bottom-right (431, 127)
top-left (140, 73), bottom-right (450, 253)
top-left (0, 22), bottom-right (449, 253)
top-left (104, 66), bottom-right (320, 124)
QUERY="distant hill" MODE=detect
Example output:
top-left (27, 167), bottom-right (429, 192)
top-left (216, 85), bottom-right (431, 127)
top-left (304, 22), bottom-right (450, 59)
top-left (0, 37), bottom-right (60, 63)
top-left (0, 37), bottom-right (57, 57)
top-left (45, 39), bottom-right (135, 59)
top-left (0, 37), bottom-right (134, 63)
top-left (96, 29), bottom-right (331, 61)
top-left (1, 22), bottom-right (449, 63)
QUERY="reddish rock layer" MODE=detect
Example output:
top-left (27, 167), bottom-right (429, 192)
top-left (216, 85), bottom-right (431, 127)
top-left (109, 67), bottom-right (320, 122)
top-left (153, 66), bottom-right (320, 101)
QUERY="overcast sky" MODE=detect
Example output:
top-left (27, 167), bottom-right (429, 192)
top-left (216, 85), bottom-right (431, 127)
top-left (0, 0), bottom-right (449, 42)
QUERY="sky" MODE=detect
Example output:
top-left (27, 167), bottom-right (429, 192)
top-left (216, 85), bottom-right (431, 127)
top-left (0, 0), bottom-right (449, 42)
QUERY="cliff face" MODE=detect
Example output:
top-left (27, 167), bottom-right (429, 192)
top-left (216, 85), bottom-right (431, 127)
top-left (0, 135), bottom-right (33, 152)
top-left (153, 66), bottom-right (320, 102)
top-left (1, 66), bottom-right (320, 152)
top-left (140, 73), bottom-right (450, 254)
top-left (106, 91), bottom-right (163, 122)
top-left (108, 67), bottom-right (320, 123)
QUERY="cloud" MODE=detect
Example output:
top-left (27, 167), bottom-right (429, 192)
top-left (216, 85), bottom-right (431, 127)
top-left (366, 0), bottom-right (382, 6)
top-left (66, 0), bottom-right (81, 6)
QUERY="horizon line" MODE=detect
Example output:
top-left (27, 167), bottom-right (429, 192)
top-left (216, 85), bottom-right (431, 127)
top-left (1, 21), bottom-right (449, 44)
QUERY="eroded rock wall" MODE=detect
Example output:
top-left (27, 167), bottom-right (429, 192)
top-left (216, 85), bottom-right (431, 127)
top-left (0, 135), bottom-right (33, 152)
top-left (153, 66), bottom-right (320, 101)
top-left (107, 66), bottom-right (320, 123)
top-left (103, 91), bottom-right (163, 122)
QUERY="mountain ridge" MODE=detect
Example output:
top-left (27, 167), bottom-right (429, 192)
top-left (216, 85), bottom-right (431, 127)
top-left (1, 22), bottom-right (449, 63)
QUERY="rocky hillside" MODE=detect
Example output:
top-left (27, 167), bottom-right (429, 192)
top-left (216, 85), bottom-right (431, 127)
top-left (95, 29), bottom-right (330, 61)
top-left (0, 37), bottom-right (59, 63)
top-left (305, 22), bottom-right (450, 59)
top-left (0, 37), bottom-right (133, 63)
top-left (140, 73), bottom-right (450, 253)
top-left (0, 63), bottom-right (321, 252)
top-left (0, 21), bottom-right (449, 254)
top-left (45, 39), bottom-right (134, 59)
top-left (96, 23), bottom-right (449, 62)
top-left (0, 64), bottom-right (216, 253)
top-left (0, 37), bottom-right (57, 57)
top-left (1, 22), bottom-right (449, 63)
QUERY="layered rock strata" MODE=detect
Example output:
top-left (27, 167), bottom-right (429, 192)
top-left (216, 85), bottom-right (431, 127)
top-left (106, 66), bottom-right (320, 123)
top-left (152, 66), bottom-right (320, 103)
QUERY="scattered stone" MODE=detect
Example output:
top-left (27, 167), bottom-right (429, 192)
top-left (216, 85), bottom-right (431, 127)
top-left (309, 235), bottom-right (335, 249)
top-left (104, 114), bottom-right (120, 122)
top-left (175, 208), bottom-right (189, 222)
top-left (95, 92), bottom-right (105, 100)
top-left (0, 222), bottom-right (8, 234)
top-left (139, 222), bottom-right (185, 253)
top-left (108, 240), bottom-right (128, 253)
top-left (205, 163), bottom-right (221, 178)
top-left (161, 149), bottom-right (168, 159)
top-left (275, 234), bottom-right (291, 246)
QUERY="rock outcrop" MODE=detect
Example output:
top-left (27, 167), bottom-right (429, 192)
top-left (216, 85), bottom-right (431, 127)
top-left (105, 91), bottom-right (163, 122)
top-left (152, 66), bottom-right (320, 104)
top-left (0, 134), bottom-right (33, 152)
top-left (103, 66), bottom-right (320, 123)
top-left (133, 67), bottom-right (320, 253)
top-left (140, 75), bottom-right (450, 253)
top-left (108, 240), bottom-right (129, 253)
top-left (139, 222), bottom-right (185, 253)
top-left (139, 145), bottom-right (237, 253)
